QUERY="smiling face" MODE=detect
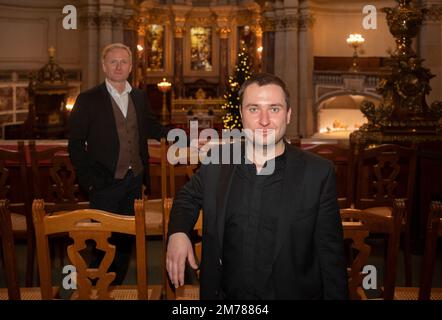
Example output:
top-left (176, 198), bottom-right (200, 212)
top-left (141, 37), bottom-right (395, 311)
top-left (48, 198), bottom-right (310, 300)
top-left (241, 83), bottom-right (291, 151)
top-left (102, 47), bottom-right (132, 84)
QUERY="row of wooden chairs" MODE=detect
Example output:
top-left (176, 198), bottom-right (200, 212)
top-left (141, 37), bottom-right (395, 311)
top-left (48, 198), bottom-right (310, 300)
top-left (1, 139), bottom-right (438, 299)
top-left (0, 141), bottom-right (88, 287)
top-left (158, 141), bottom-right (437, 300)
top-left (304, 143), bottom-right (438, 299)
top-left (0, 198), bottom-right (162, 300)
top-left (0, 139), bottom-right (196, 286)
top-left (0, 138), bottom-right (198, 299)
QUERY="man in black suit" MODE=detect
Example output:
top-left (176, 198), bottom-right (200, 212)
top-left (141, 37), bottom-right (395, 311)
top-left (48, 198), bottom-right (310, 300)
top-left (68, 43), bottom-right (166, 284)
top-left (166, 73), bottom-right (348, 299)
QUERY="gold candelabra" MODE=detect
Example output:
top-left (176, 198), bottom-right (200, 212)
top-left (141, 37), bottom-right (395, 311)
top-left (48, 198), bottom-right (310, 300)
top-left (346, 34), bottom-right (365, 72)
top-left (157, 78), bottom-right (172, 125)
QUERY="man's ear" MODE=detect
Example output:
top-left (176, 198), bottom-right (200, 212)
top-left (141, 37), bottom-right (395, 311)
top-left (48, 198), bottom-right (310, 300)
top-left (286, 107), bottom-right (292, 124)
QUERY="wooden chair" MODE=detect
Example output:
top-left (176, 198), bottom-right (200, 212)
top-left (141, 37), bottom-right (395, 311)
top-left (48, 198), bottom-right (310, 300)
top-left (29, 141), bottom-right (90, 268)
top-left (0, 141), bottom-right (35, 286)
top-left (341, 218), bottom-right (371, 300)
top-left (145, 139), bottom-right (168, 236)
top-left (167, 145), bottom-right (199, 198)
top-left (0, 200), bottom-right (42, 300)
top-left (347, 144), bottom-right (416, 295)
top-left (342, 197), bottom-right (407, 300)
top-left (146, 138), bottom-right (199, 236)
top-left (0, 199), bottom-right (21, 300)
top-left (305, 144), bottom-right (351, 208)
top-left (163, 197), bottom-right (202, 300)
top-left (394, 201), bottom-right (442, 300)
top-left (29, 141), bottom-right (89, 207)
top-left (32, 199), bottom-right (161, 300)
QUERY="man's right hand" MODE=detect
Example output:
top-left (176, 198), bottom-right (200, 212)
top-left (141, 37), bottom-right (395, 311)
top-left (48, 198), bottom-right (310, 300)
top-left (166, 232), bottom-right (198, 288)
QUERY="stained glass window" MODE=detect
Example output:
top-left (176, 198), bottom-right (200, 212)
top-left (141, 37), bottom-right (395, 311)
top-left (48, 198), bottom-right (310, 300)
top-left (146, 24), bottom-right (165, 71)
top-left (190, 27), bottom-right (212, 71)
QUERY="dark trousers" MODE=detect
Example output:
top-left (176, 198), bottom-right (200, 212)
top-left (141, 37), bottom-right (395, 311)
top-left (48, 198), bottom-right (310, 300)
top-left (89, 169), bottom-right (143, 285)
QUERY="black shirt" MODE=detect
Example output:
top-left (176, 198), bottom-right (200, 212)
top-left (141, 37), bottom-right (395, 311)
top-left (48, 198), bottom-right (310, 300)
top-left (221, 148), bottom-right (287, 299)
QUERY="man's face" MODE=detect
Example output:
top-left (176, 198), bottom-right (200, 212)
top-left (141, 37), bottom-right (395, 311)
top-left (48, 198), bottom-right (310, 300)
top-left (102, 48), bottom-right (132, 83)
top-left (241, 83), bottom-right (291, 147)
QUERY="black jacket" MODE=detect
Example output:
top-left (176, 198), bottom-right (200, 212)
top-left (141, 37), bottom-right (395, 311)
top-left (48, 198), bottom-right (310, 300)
top-left (68, 83), bottom-right (167, 192)
top-left (168, 143), bottom-right (349, 300)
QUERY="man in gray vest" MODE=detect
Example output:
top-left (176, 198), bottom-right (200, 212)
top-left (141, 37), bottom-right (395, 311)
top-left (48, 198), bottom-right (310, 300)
top-left (68, 43), bottom-right (167, 284)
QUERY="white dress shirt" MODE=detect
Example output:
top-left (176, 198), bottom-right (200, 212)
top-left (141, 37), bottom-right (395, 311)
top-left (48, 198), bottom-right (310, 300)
top-left (105, 79), bottom-right (132, 118)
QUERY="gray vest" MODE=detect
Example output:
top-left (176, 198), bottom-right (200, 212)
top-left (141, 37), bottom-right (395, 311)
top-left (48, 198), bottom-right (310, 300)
top-left (110, 95), bottom-right (143, 179)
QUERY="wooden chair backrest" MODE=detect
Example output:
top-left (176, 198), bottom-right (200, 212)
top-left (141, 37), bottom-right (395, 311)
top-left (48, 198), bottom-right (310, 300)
top-left (163, 197), bottom-right (202, 300)
top-left (341, 198), bottom-right (407, 300)
top-left (148, 139), bottom-right (198, 199)
top-left (305, 144), bottom-right (351, 208)
top-left (0, 199), bottom-right (20, 300)
top-left (352, 144), bottom-right (417, 211)
top-left (148, 138), bottom-right (168, 199)
top-left (0, 141), bottom-right (29, 214)
top-left (341, 220), bottom-right (371, 300)
top-left (0, 142), bottom-right (35, 285)
top-left (419, 201), bottom-right (442, 300)
top-left (29, 141), bottom-right (88, 205)
top-left (167, 146), bottom-right (199, 198)
top-left (32, 199), bottom-right (148, 300)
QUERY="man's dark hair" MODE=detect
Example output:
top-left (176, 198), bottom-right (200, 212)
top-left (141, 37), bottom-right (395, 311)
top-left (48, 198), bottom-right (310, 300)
top-left (238, 73), bottom-right (290, 109)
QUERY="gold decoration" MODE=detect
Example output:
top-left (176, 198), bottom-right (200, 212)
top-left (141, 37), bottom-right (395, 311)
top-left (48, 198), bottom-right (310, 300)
top-left (217, 27), bottom-right (231, 39)
top-left (351, 0), bottom-right (442, 146)
top-left (346, 34), bottom-right (365, 72)
top-left (174, 26), bottom-right (185, 38)
top-left (157, 78), bottom-right (172, 125)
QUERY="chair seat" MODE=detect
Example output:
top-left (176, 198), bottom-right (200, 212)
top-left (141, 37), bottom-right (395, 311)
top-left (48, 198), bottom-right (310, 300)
top-left (0, 286), bottom-right (163, 300)
top-left (394, 287), bottom-right (442, 300)
top-left (176, 284), bottom-right (200, 300)
top-left (110, 285), bottom-right (162, 300)
top-left (362, 206), bottom-right (392, 217)
top-left (0, 287), bottom-right (57, 300)
top-left (145, 199), bottom-right (163, 236)
top-left (68, 285), bottom-right (162, 300)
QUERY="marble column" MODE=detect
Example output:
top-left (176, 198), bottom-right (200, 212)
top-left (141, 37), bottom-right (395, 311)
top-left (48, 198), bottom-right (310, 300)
top-left (123, 4), bottom-right (138, 86)
top-left (283, 10), bottom-right (299, 137)
top-left (173, 20), bottom-right (185, 98)
top-left (112, 0), bottom-right (125, 44)
top-left (79, 9), bottom-right (99, 90)
top-left (170, 4), bottom-right (191, 97)
top-left (218, 27), bottom-right (230, 96)
top-left (419, 1), bottom-right (442, 103)
top-left (213, 6), bottom-right (232, 96)
top-left (297, 2), bottom-right (315, 138)
top-left (261, 5), bottom-right (276, 74)
top-left (98, 11), bottom-right (113, 82)
top-left (273, 1), bottom-right (285, 79)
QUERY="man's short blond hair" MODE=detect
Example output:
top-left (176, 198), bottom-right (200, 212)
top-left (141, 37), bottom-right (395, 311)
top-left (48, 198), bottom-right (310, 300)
top-left (101, 43), bottom-right (132, 62)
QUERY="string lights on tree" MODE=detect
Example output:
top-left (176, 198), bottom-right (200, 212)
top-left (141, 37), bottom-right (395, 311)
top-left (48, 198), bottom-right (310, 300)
top-left (222, 45), bottom-right (252, 129)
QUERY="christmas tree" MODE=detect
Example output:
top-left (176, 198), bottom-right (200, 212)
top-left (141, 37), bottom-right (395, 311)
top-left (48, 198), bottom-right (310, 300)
top-left (222, 45), bottom-right (252, 129)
